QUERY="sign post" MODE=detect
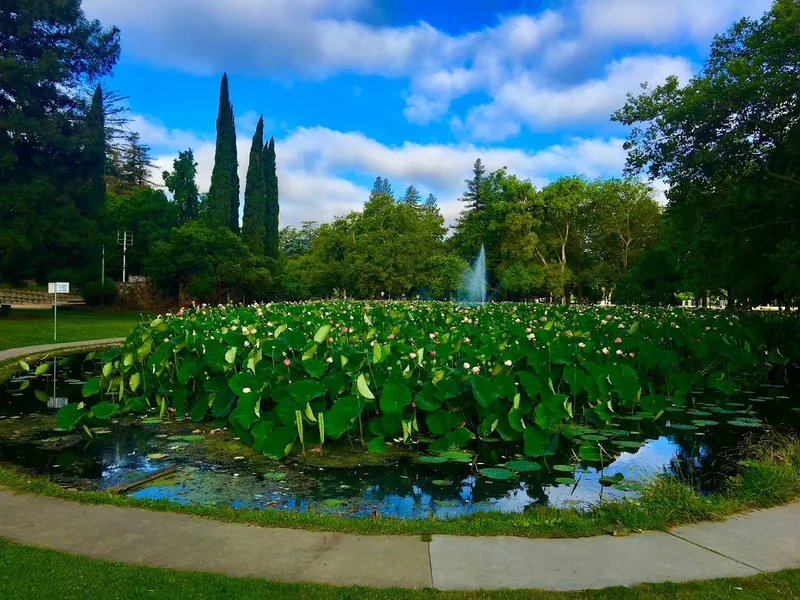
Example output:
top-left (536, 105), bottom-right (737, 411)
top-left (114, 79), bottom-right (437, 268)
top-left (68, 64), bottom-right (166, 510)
top-left (48, 282), bottom-right (70, 341)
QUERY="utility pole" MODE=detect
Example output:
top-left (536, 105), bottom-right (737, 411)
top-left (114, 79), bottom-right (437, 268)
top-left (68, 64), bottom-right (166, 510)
top-left (117, 230), bottom-right (133, 283)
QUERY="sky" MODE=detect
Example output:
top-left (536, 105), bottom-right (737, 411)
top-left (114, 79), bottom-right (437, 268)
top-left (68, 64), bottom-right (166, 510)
top-left (82, 0), bottom-right (772, 228)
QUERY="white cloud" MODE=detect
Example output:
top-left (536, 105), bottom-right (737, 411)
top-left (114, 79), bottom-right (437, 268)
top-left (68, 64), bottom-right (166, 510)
top-left (138, 115), bottom-right (629, 228)
top-left (578, 0), bottom-right (773, 44)
top-left (464, 55), bottom-right (695, 140)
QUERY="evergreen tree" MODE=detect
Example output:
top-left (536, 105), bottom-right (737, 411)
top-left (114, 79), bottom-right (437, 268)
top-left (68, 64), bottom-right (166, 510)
top-left (371, 176), bottom-right (393, 198)
top-left (425, 193), bottom-right (437, 207)
top-left (206, 73), bottom-right (238, 231)
top-left (84, 84), bottom-right (106, 222)
top-left (229, 103), bottom-right (240, 233)
top-left (423, 193), bottom-right (438, 215)
top-left (242, 116), bottom-right (267, 255)
top-left (162, 149), bottom-right (200, 224)
top-left (119, 132), bottom-right (154, 186)
top-left (402, 185), bottom-right (422, 205)
top-left (461, 158), bottom-right (486, 211)
top-left (263, 136), bottom-right (280, 258)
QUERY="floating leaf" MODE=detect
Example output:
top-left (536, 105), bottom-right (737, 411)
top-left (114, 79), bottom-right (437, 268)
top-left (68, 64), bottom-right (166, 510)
top-left (417, 455), bottom-right (448, 464)
top-left (322, 498), bottom-right (345, 506)
top-left (479, 468), bottom-right (514, 480)
top-left (147, 453), bottom-right (169, 460)
top-left (555, 477), bottom-right (575, 485)
top-left (668, 423), bottom-right (699, 430)
top-left (505, 460), bottom-right (541, 472)
top-left (691, 419), bottom-right (719, 427)
top-left (439, 451), bottom-right (473, 463)
top-left (552, 464), bottom-right (574, 472)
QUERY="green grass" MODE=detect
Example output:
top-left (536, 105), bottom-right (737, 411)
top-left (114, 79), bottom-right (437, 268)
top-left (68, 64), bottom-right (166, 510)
top-left (0, 309), bottom-right (146, 351)
top-left (0, 538), bottom-right (798, 600)
top-left (1, 436), bottom-right (798, 540)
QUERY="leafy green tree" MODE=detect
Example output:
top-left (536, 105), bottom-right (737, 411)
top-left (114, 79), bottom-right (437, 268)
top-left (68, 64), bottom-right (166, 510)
top-left (145, 221), bottom-right (272, 302)
top-left (206, 73), bottom-right (239, 232)
top-left (0, 0), bottom-right (120, 282)
top-left (263, 136), bottom-right (279, 258)
top-left (280, 221), bottom-right (319, 255)
top-left (162, 149), bottom-right (200, 224)
top-left (105, 186), bottom-right (179, 279)
top-left (612, 0), bottom-right (800, 306)
top-left (241, 116), bottom-right (267, 255)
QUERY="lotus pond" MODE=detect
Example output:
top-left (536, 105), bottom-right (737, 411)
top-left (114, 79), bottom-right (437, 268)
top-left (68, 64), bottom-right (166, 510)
top-left (1, 302), bottom-right (798, 519)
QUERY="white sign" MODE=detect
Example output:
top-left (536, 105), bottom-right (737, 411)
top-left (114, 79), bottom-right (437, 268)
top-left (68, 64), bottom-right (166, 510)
top-left (48, 282), bottom-right (70, 294)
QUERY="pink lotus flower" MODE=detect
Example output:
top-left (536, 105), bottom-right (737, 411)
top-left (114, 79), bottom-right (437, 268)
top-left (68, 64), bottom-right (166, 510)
top-left (472, 366), bottom-right (480, 375)
top-left (602, 347), bottom-right (610, 355)
top-left (615, 337), bottom-right (622, 343)
top-left (283, 358), bottom-right (291, 366)
top-left (629, 352), bottom-right (635, 358)
top-left (388, 333), bottom-right (395, 339)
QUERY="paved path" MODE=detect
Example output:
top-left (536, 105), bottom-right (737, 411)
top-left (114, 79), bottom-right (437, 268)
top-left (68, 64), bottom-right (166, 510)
top-left (0, 490), bottom-right (798, 591)
top-left (0, 338), bottom-right (125, 363)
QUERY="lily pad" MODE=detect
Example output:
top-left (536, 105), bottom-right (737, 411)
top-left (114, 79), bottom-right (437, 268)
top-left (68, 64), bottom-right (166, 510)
top-left (686, 409), bottom-right (712, 416)
top-left (668, 423), bottom-right (698, 431)
top-left (552, 464), bottom-right (575, 472)
top-left (599, 473), bottom-right (625, 486)
top-left (432, 479), bottom-right (450, 486)
top-left (322, 499), bottom-right (346, 506)
top-left (612, 440), bottom-right (644, 449)
top-left (439, 451), bottom-right (473, 463)
top-left (580, 434), bottom-right (608, 441)
top-left (613, 481), bottom-right (643, 492)
top-left (168, 435), bottom-right (205, 442)
top-left (505, 460), bottom-right (541, 472)
top-left (728, 418), bottom-right (763, 428)
top-left (691, 419), bottom-right (719, 427)
top-left (479, 467), bottom-right (514, 480)
top-left (417, 455), bottom-right (448, 464)
top-left (141, 417), bottom-right (162, 424)
top-left (555, 477), bottom-right (575, 485)
top-left (146, 453), bottom-right (169, 460)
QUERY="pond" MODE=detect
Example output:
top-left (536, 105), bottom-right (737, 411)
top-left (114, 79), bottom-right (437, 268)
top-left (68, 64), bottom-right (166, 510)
top-left (1, 351), bottom-right (799, 519)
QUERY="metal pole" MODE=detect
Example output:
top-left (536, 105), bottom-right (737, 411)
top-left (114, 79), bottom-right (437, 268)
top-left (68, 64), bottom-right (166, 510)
top-left (102, 244), bottom-right (105, 285)
top-left (122, 238), bottom-right (127, 283)
top-left (53, 288), bottom-right (57, 341)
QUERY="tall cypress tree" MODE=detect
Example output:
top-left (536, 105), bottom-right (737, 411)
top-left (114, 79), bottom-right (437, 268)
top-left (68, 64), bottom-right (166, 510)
top-left (242, 116), bottom-right (267, 255)
top-left (84, 84), bottom-right (106, 221)
top-left (263, 136), bottom-right (279, 258)
top-left (206, 73), bottom-right (237, 230)
top-left (229, 103), bottom-right (240, 233)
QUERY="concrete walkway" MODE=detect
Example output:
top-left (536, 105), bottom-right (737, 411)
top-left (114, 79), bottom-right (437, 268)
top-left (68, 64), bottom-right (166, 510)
top-left (0, 338), bottom-right (125, 363)
top-left (0, 490), bottom-right (798, 591)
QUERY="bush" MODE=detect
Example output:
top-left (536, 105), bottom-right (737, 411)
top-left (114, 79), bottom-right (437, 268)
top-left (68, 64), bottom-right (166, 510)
top-left (82, 279), bottom-right (117, 306)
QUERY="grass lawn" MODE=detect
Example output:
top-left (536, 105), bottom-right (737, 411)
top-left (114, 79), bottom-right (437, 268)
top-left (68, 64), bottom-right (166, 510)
top-left (0, 538), bottom-right (797, 600)
top-left (0, 309), bottom-right (146, 351)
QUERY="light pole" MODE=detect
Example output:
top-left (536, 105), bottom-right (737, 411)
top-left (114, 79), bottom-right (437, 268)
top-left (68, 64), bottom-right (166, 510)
top-left (117, 230), bottom-right (133, 283)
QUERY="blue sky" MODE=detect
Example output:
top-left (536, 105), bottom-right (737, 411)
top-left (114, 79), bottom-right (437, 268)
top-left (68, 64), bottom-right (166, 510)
top-left (83, 0), bottom-right (771, 226)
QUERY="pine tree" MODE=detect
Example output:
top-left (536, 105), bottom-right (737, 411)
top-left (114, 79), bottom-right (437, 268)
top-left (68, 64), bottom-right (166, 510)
top-left (163, 149), bottom-right (200, 224)
top-left (84, 84), bottom-right (106, 221)
top-left (119, 132), bottom-right (154, 186)
top-left (263, 136), bottom-right (280, 258)
top-left (402, 185), bottom-right (422, 205)
top-left (206, 73), bottom-right (238, 231)
top-left (242, 116), bottom-right (267, 255)
top-left (371, 176), bottom-right (393, 198)
top-left (461, 158), bottom-right (486, 211)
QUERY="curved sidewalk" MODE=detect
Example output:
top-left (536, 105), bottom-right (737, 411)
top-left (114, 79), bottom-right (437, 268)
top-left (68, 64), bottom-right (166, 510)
top-left (0, 490), bottom-right (798, 591)
top-left (0, 338), bottom-right (125, 363)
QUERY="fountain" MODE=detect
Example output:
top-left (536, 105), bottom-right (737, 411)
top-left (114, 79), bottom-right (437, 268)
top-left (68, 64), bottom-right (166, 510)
top-left (459, 245), bottom-right (486, 303)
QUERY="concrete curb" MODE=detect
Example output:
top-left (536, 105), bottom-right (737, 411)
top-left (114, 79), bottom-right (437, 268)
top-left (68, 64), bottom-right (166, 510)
top-left (0, 339), bottom-right (125, 364)
top-left (0, 490), bottom-right (798, 591)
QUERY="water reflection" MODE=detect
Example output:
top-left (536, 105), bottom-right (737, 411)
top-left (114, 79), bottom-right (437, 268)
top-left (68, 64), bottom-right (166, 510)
top-left (1, 355), bottom-right (798, 519)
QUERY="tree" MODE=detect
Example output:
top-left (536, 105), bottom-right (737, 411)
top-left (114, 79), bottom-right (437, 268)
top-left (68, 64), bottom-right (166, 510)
top-left (263, 136), bottom-right (280, 258)
top-left (280, 221), bottom-right (319, 255)
top-left (145, 221), bottom-right (272, 302)
top-left (460, 158), bottom-right (486, 211)
top-left (206, 73), bottom-right (239, 231)
top-left (162, 149), bottom-right (200, 224)
top-left (106, 185), bottom-right (179, 279)
top-left (612, 0), bottom-right (800, 306)
top-left (0, 0), bottom-right (120, 282)
top-left (402, 185), bottom-right (422, 205)
top-left (83, 84), bottom-right (106, 222)
top-left (241, 116), bottom-right (267, 255)
top-left (371, 176), bottom-right (394, 198)
top-left (118, 132), bottom-right (155, 186)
